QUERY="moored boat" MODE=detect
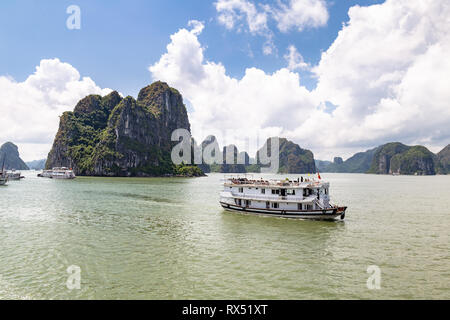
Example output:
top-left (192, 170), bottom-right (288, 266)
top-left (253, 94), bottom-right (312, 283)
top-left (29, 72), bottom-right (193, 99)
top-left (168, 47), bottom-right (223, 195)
top-left (6, 170), bottom-right (24, 180)
top-left (219, 175), bottom-right (347, 220)
top-left (37, 167), bottom-right (76, 179)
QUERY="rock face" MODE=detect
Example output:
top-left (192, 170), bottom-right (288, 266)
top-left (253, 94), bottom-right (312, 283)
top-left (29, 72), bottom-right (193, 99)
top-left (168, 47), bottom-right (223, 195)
top-left (200, 136), bottom-right (247, 173)
top-left (435, 144), bottom-right (450, 174)
top-left (257, 138), bottom-right (316, 174)
top-left (367, 142), bottom-right (436, 175)
top-left (389, 146), bottom-right (436, 175)
top-left (367, 142), bottom-right (410, 174)
top-left (220, 145), bottom-right (247, 173)
top-left (46, 81), bottom-right (203, 177)
top-left (0, 142), bottom-right (29, 170)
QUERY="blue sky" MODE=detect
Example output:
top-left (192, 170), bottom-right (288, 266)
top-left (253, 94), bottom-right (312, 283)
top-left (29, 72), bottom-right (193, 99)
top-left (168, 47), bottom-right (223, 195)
top-left (1, 0), bottom-right (448, 161)
top-left (1, 0), bottom-right (383, 97)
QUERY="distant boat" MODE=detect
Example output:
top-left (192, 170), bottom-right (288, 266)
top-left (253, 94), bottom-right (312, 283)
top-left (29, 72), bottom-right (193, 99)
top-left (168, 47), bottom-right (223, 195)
top-left (38, 167), bottom-right (76, 179)
top-left (6, 170), bottom-right (24, 180)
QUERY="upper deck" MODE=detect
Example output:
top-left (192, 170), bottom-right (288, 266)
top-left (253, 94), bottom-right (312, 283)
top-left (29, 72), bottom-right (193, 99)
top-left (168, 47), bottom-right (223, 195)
top-left (223, 177), bottom-right (329, 189)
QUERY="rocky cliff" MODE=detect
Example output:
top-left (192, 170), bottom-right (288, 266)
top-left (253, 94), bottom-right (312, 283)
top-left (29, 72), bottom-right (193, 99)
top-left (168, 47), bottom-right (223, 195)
top-left (257, 138), bottom-right (316, 174)
top-left (389, 146), bottom-right (436, 175)
top-left (436, 144), bottom-right (450, 174)
top-left (0, 142), bottom-right (29, 170)
top-left (46, 81), bottom-right (203, 177)
top-left (367, 142), bottom-right (436, 175)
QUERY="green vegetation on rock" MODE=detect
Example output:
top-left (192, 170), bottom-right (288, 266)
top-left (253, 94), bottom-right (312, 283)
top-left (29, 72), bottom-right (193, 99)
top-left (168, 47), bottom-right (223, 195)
top-left (435, 144), bottom-right (450, 174)
top-left (46, 82), bottom-right (204, 177)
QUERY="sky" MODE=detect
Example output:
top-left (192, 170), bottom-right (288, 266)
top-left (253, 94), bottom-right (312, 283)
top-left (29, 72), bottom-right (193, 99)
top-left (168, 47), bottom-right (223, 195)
top-left (0, 0), bottom-right (449, 161)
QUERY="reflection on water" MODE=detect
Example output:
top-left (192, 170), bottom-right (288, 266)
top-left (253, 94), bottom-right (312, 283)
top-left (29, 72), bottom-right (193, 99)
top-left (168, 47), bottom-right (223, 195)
top-left (0, 171), bottom-right (449, 299)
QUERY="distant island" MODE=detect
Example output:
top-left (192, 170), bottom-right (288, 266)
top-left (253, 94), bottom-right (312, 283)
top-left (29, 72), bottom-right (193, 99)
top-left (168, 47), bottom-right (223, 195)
top-left (4, 81), bottom-right (447, 177)
top-left (197, 136), bottom-right (316, 174)
top-left (0, 142), bottom-right (29, 170)
top-left (316, 142), bottom-right (450, 175)
top-left (26, 159), bottom-right (47, 170)
top-left (46, 81), bottom-right (203, 177)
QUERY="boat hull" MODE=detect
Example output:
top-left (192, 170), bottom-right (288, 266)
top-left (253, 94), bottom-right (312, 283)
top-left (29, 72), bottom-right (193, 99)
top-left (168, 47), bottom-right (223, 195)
top-left (220, 202), bottom-right (346, 220)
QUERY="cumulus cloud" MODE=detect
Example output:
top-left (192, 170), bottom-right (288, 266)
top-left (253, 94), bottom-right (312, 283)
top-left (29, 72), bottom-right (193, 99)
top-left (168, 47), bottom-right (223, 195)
top-left (215, 0), bottom-right (275, 55)
top-left (150, 22), bottom-right (318, 155)
top-left (188, 19), bottom-right (205, 35)
top-left (152, 0), bottom-right (450, 160)
top-left (215, 0), bottom-right (269, 34)
top-left (215, 0), bottom-right (329, 54)
top-left (0, 58), bottom-right (111, 161)
top-left (272, 0), bottom-right (329, 32)
top-left (310, 0), bottom-right (450, 156)
top-left (284, 45), bottom-right (309, 71)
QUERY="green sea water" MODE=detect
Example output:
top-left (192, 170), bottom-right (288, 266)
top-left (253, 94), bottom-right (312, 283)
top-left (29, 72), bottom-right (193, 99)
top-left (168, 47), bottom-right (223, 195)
top-left (0, 171), bottom-right (449, 299)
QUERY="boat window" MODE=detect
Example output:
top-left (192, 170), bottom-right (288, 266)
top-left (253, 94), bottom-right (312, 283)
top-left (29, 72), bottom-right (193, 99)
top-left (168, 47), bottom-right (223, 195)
top-left (297, 203), bottom-right (302, 210)
top-left (239, 187), bottom-right (243, 193)
top-left (287, 189), bottom-right (296, 195)
top-left (266, 201), bottom-right (270, 208)
top-left (306, 204), bottom-right (313, 210)
top-left (271, 203), bottom-right (279, 209)
top-left (261, 189), bottom-right (265, 194)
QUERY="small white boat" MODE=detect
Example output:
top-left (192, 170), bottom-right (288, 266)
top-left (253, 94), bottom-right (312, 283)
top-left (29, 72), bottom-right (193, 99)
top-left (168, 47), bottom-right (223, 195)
top-left (6, 170), bottom-right (24, 180)
top-left (219, 175), bottom-right (347, 220)
top-left (38, 167), bottom-right (76, 179)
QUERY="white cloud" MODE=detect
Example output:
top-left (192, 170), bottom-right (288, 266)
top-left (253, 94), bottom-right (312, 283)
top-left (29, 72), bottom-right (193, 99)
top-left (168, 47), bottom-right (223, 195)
top-left (215, 0), bottom-right (269, 34)
top-left (152, 0), bottom-right (450, 160)
top-left (310, 0), bottom-right (450, 158)
top-left (215, 0), bottom-right (329, 54)
top-left (272, 0), bottom-right (329, 32)
top-left (215, 0), bottom-right (275, 55)
top-left (0, 58), bottom-right (111, 161)
top-left (187, 20), bottom-right (205, 35)
top-left (150, 22), bottom-right (318, 155)
top-left (284, 45), bottom-right (309, 71)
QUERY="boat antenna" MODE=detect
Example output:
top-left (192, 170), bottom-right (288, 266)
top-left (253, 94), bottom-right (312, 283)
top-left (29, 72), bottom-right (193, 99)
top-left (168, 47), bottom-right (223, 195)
top-left (1, 156), bottom-right (5, 172)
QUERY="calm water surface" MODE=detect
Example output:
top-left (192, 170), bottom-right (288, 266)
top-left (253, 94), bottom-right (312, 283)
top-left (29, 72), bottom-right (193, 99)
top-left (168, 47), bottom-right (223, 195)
top-left (0, 171), bottom-right (449, 299)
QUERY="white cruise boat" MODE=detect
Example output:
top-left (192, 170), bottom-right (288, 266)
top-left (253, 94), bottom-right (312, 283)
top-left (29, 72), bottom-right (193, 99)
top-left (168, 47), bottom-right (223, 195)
top-left (38, 167), bottom-right (76, 179)
top-left (219, 176), bottom-right (347, 220)
top-left (6, 170), bottom-right (24, 180)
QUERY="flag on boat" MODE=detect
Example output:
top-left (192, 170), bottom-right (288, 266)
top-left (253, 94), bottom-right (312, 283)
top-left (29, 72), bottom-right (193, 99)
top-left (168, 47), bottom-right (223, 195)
top-left (318, 171), bottom-right (321, 180)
